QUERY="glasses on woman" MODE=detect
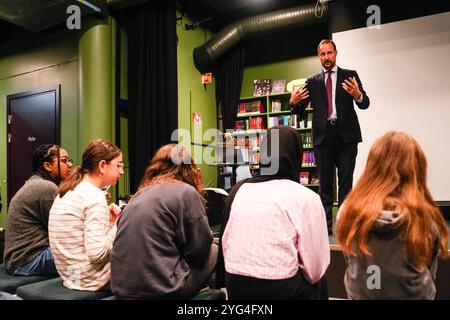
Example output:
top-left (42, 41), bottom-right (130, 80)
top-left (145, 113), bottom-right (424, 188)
top-left (107, 161), bottom-right (124, 170)
top-left (59, 158), bottom-right (73, 166)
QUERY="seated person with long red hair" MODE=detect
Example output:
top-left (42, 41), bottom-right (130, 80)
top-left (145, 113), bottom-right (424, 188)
top-left (337, 131), bottom-right (449, 299)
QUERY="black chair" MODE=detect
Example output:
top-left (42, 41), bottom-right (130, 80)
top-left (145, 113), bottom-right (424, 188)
top-left (102, 289), bottom-right (226, 300)
top-left (191, 289), bottom-right (226, 300)
top-left (0, 228), bottom-right (4, 264)
top-left (203, 188), bottom-right (228, 237)
top-left (0, 264), bottom-right (57, 294)
top-left (203, 188), bottom-right (229, 289)
top-left (16, 277), bottom-right (113, 300)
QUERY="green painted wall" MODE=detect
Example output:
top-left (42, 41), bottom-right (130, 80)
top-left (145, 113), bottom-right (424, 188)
top-left (118, 25), bottom-right (130, 198)
top-left (120, 26), bottom-right (128, 100)
top-left (241, 56), bottom-right (321, 97)
top-left (78, 17), bottom-right (116, 149)
top-left (0, 29), bottom-right (80, 227)
top-left (177, 15), bottom-right (217, 188)
top-left (116, 17), bottom-right (219, 194)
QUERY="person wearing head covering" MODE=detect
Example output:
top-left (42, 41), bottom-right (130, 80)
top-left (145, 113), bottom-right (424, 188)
top-left (4, 144), bottom-right (72, 275)
top-left (221, 125), bottom-right (330, 299)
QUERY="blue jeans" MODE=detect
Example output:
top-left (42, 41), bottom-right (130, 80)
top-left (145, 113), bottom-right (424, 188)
top-left (12, 246), bottom-right (58, 276)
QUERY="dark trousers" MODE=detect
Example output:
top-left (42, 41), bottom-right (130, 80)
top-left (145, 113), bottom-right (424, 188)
top-left (314, 122), bottom-right (358, 232)
top-left (226, 271), bottom-right (328, 300)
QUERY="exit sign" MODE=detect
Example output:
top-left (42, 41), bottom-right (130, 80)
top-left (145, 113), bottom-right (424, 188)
top-left (202, 73), bottom-right (213, 84)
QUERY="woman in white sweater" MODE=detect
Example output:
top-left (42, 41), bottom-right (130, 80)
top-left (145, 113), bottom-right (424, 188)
top-left (49, 139), bottom-right (123, 291)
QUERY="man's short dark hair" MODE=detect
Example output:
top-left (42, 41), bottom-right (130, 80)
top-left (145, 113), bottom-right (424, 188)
top-left (317, 39), bottom-right (337, 53)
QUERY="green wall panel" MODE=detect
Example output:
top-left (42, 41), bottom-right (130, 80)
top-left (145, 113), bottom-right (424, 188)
top-left (241, 56), bottom-right (321, 97)
top-left (177, 14), bottom-right (217, 188)
top-left (78, 17), bottom-right (115, 150)
top-left (0, 29), bottom-right (79, 227)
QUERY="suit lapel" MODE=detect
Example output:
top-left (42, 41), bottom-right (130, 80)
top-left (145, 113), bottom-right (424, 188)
top-left (336, 67), bottom-right (344, 103)
top-left (317, 71), bottom-right (327, 109)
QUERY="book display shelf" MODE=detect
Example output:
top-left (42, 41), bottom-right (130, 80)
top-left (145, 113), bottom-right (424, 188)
top-left (227, 92), bottom-right (320, 191)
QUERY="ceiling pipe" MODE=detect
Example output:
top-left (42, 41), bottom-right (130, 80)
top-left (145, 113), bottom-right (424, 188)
top-left (193, 2), bottom-right (329, 73)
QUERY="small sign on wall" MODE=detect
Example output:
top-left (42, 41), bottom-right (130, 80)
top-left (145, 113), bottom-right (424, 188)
top-left (192, 112), bottom-right (202, 124)
top-left (202, 73), bottom-right (213, 84)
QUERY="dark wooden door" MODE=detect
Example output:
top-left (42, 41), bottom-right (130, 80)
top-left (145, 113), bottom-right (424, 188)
top-left (6, 86), bottom-right (60, 205)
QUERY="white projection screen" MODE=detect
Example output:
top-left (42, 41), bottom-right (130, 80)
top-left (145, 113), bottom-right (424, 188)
top-left (333, 11), bottom-right (450, 201)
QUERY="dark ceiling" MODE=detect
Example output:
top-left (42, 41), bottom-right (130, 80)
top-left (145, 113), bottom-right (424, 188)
top-left (176, 0), bottom-right (332, 66)
top-left (1, 0), bottom-right (448, 64)
top-left (177, 0), bottom-right (450, 66)
top-left (0, 0), bottom-right (107, 32)
top-left (177, 0), bottom-right (314, 33)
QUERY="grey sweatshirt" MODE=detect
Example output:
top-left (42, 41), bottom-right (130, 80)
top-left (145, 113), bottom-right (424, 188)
top-left (110, 182), bottom-right (213, 299)
top-left (4, 175), bottom-right (58, 271)
top-left (343, 210), bottom-right (439, 300)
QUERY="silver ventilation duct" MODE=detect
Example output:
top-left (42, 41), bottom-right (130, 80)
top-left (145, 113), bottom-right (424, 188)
top-left (193, 3), bottom-right (329, 73)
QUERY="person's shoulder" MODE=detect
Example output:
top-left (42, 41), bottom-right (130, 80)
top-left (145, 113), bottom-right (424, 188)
top-left (289, 182), bottom-right (322, 202)
top-left (35, 176), bottom-right (57, 188)
top-left (283, 180), bottom-right (317, 195)
top-left (308, 71), bottom-right (322, 81)
top-left (338, 67), bottom-right (357, 75)
top-left (178, 182), bottom-right (200, 197)
top-left (156, 182), bottom-right (199, 199)
top-left (74, 181), bottom-right (105, 202)
top-left (25, 176), bottom-right (57, 193)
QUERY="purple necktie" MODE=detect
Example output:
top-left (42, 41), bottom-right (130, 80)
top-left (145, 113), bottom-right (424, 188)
top-left (326, 71), bottom-right (333, 118)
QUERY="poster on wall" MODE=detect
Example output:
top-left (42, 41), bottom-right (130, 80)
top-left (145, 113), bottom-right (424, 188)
top-left (253, 79), bottom-right (272, 96)
top-left (192, 112), bottom-right (202, 124)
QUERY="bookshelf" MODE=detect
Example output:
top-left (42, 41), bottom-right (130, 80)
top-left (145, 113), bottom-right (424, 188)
top-left (230, 92), bottom-right (319, 191)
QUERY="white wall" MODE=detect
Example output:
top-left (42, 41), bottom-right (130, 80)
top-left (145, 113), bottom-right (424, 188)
top-left (333, 11), bottom-right (450, 201)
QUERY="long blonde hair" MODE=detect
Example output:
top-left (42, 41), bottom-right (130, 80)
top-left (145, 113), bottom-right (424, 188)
top-left (336, 131), bottom-right (448, 270)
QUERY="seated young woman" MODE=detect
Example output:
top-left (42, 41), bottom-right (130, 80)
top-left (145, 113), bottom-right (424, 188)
top-left (4, 144), bottom-right (72, 276)
top-left (110, 144), bottom-right (217, 299)
top-left (49, 139), bottom-right (123, 291)
top-left (221, 125), bottom-right (330, 300)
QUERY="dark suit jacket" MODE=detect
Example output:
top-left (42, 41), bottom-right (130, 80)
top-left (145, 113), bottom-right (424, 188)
top-left (290, 67), bottom-right (370, 146)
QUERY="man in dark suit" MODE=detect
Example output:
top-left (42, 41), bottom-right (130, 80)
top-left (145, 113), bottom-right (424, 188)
top-left (289, 39), bottom-right (370, 235)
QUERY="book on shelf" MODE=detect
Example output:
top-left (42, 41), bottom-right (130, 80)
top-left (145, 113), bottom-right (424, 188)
top-left (299, 172), bottom-right (309, 185)
top-left (271, 99), bottom-right (281, 112)
top-left (300, 132), bottom-right (312, 147)
top-left (306, 113), bottom-right (313, 128)
top-left (268, 115), bottom-right (290, 128)
top-left (271, 79), bottom-right (286, 94)
top-left (288, 114), bottom-right (298, 128)
top-left (238, 100), bottom-right (264, 115)
top-left (235, 119), bottom-right (248, 131)
top-left (310, 173), bottom-right (319, 185)
top-left (253, 79), bottom-right (272, 96)
top-left (302, 151), bottom-right (316, 166)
